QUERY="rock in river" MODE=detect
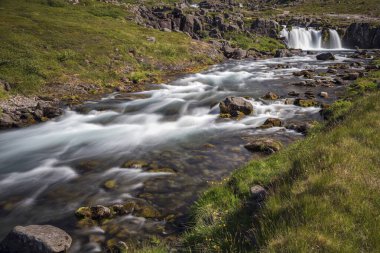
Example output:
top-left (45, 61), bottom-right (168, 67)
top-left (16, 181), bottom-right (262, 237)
top-left (316, 52), bottom-right (335, 61)
top-left (219, 96), bottom-right (253, 117)
top-left (260, 118), bottom-right (283, 128)
top-left (0, 225), bottom-right (72, 253)
top-left (262, 91), bottom-right (279, 100)
top-left (294, 98), bottom-right (319, 107)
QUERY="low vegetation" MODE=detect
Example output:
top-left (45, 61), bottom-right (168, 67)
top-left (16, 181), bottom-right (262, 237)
top-left (183, 70), bottom-right (380, 252)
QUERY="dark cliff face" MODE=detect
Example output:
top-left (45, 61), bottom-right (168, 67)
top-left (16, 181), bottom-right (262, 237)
top-left (343, 23), bottom-right (380, 49)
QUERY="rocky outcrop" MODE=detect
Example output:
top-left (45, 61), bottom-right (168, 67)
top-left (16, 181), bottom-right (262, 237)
top-left (0, 225), bottom-right (72, 253)
top-left (251, 18), bottom-right (280, 38)
top-left (343, 23), bottom-right (380, 49)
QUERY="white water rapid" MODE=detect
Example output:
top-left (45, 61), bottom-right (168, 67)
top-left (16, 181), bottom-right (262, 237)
top-left (280, 26), bottom-right (343, 50)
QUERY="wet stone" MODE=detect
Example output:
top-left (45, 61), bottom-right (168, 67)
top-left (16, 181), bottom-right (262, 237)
top-left (260, 118), bottom-right (282, 128)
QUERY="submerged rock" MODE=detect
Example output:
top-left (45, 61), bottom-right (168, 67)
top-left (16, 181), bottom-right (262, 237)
top-left (244, 138), bottom-right (282, 154)
top-left (0, 225), bottom-right (72, 253)
top-left (219, 96), bottom-right (253, 117)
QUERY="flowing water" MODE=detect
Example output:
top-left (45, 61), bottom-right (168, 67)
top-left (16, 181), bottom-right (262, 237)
top-left (0, 53), bottom-right (352, 251)
top-left (281, 26), bottom-right (344, 50)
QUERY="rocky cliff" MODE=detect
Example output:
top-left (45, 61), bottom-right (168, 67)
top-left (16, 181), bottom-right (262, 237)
top-left (343, 23), bottom-right (380, 49)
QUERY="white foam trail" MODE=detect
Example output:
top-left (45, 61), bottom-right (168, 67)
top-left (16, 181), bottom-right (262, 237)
top-left (0, 159), bottom-right (77, 206)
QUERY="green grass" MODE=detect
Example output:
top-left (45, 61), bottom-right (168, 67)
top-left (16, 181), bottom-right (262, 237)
top-left (0, 0), bottom-right (219, 97)
top-left (223, 32), bottom-right (285, 52)
top-left (283, 0), bottom-right (380, 17)
top-left (183, 70), bottom-right (380, 252)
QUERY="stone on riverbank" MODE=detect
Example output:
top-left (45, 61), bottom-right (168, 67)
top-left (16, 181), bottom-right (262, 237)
top-left (244, 138), bottom-right (282, 154)
top-left (250, 185), bottom-right (267, 203)
top-left (0, 225), bottom-right (72, 253)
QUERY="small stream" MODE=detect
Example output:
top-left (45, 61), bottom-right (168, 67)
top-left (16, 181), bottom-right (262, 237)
top-left (0, 52), bottom-right (361, 251)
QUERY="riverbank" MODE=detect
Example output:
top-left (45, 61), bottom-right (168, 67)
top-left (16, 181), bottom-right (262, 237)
top-left (182, 66), bottom-right (380, 252)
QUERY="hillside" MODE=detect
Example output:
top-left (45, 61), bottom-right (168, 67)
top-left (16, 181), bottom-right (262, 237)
top-left (0, 0), bottom-right (221, 99)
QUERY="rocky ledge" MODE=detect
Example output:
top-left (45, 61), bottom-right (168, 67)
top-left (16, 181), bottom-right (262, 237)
top-left (0, 95), bottom-right (63, 129)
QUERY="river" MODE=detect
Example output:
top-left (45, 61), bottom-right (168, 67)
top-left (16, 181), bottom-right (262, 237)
top-left (0, 52), bottom-right (357, 251)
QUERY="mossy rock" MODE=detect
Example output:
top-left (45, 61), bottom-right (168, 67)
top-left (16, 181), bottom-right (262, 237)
top-left (244, 138), bottom-right (283, 154)
top-left (75, 207), bottom-right (92, 219)
top-left (294, 98), bottom-right (319, 107)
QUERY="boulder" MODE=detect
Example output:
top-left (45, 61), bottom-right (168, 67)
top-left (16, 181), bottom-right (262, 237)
top-left (0, 225), bottom-right (72, 253)
top-left (219, 97), bottom-right (253, 117)
top-left (244, 138), bottom-right (282, 154)
top-left (316, 52), bottom-right (335, 61)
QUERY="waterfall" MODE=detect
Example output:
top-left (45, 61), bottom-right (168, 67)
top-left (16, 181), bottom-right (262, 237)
top-left (328, 29), bottom-right (342, 49)
top-left (280, 26), bottom-right (343, 50)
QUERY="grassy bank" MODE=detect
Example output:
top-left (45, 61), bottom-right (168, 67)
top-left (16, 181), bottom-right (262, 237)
top-left (283, 0), bottom-right (380, 17)
top-left (183, 69), bottom-right (380, 252)
top-left (0, 0), bottom-right (221, 98)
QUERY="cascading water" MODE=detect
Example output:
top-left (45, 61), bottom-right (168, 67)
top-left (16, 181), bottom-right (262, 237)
top-left (280, 26), bottom-right (343, 50)
top-left (328, 29), bottom-right (342, 49)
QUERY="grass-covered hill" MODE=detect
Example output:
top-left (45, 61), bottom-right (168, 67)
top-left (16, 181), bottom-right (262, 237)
top-left (0, 0), bottom-right (221, 99)
top-left (183, 69), bottom-right (380, 252)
